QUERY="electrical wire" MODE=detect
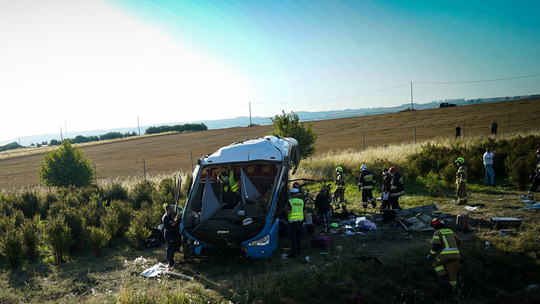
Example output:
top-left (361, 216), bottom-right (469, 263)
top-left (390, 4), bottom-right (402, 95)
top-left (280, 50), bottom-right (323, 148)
top-left (253, 83), bottom-right (410, 105)
top-left (414, 73), bottom-right (540, 85)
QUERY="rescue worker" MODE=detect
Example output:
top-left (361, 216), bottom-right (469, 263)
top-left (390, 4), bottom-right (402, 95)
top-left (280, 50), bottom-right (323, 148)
top-left (286, 188), bottom-right (306, 258)
top-left (162, 203), bottom-right (181, 267)
top-left (381, 168), bottom-right (391, 210)
top-left (388, 167), bottom-right (403, 210)
top-left (218, 166), bottom-right (240, 208)
top-left (358, 165), bottom-right (376, 209)
top-left (334, 166), bottom-right (347, 208)
top-left (528, 149), bottom-right (540, 200)
top-left (455, 157), bottom-right (468, 205)
top-left (428, 218), bottom-right (461, 291)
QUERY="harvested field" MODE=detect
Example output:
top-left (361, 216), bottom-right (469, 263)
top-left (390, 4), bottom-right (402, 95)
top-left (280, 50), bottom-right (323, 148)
top-left (1, 98), bottom-right (540, 190)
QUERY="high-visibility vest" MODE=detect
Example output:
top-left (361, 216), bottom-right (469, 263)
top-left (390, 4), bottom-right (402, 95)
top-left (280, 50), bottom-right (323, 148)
top-left (220, 171), bottom-right (238, 192)
top-left (430, 228), bottom-right (461, 259)
top-left (288, 198), bottom-right (304, 222)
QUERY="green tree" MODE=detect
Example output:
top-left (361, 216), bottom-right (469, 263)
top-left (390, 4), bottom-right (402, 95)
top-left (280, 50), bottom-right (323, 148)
top-left (39, 140), bottom-right (95, 188)
top-left (268, 111), bottom-right (317, 159)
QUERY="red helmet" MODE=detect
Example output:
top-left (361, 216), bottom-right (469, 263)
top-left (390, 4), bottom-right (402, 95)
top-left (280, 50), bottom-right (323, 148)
top-left (430, 218), bottom-right (443, 227)
top-left (293, 182), bottom-right (300, 188)
top-left (389, 167), bottom-right (397, 174)
top-left (536, 149), bottom-right (540, 155)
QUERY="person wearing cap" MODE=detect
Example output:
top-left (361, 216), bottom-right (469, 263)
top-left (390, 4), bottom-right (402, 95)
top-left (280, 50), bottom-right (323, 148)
top-left (380, 168), bottom-right (391, 210)
top-left (162, 203), bottom-right (182, 267)
top-left (334, 166), bottom-right (347, 208)
top-left (427, 218), bottom-right (461, 291)
top-left (388, 167), bottom-right (404, 210)
top-left (286, 187), bottom-right (306, 258)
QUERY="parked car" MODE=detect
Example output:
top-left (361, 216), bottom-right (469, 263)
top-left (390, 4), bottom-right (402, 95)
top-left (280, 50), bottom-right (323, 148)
top-left (439, 102), bottom-right (457, 108)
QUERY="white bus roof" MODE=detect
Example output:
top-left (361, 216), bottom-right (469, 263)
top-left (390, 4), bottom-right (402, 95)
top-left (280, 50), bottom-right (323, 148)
top-left (200, 135), bottom-right (297, 166)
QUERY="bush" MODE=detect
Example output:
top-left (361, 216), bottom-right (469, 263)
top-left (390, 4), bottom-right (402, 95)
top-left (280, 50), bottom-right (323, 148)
top-left (101, 209), bottom-right (121, 239)
top-left (424, 172), bottom-right (447, 197)
top-left (130, 180), bottom-right (155, 209)
top-left (126, 213), bottom-right (151, 250)
top-left (506, 156), bottom-right (531, 191)
top-left (39, 140), bottom-right (95, 188)
top-left (17, 192), bottom-right (40, 219)
top-left (268, 111), bottom-right (317, 159)
top-left (88, 226), bottom-right (111, 257)
top-left (39, 192), bottom-right (57, 220)
top-left (81, 195), bottom-right (106, 227)
top-left (21, 215), bottom-right (40, 260)
top-left (42, 215), bottom-right (71, 263)
top-left (103, 183), bottom-right (128, 203)
top-left (0, 223), bottom-right (24, 268)
top-left (60, 207), bottom-right (87, 253)
top-left (108, 200), bottom-right (132, 236)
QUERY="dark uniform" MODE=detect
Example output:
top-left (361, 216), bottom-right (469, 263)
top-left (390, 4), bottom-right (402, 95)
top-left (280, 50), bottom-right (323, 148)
top-left (358, 169), bottom-right (376, 208)
top-left (456, 165), bottom-right (468, 205)
top-left (162, 212), bottom-right (177, 266)
top-left (389, 171), bottom-right (404, 210)
top-left (528, 157), bottom-right (540, 199)
top-left (381, 170), bottom-right (391, 210)
top-left (314, 190), bottom-right (331, 231)
top-left (429, 227), bottom-right (461, 290)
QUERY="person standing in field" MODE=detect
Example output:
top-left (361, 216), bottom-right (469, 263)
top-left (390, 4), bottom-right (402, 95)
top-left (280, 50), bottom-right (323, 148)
top-left (286, 188), bottom-right (306, 258)
top-left (528, 149), bottom-right (540, 200)
top-left (455, 157), bottom-right (468, 205)
top-left (162, 203), bottom-right (182, 267)
top-left (455, 124), bottom-right (461, 139)
top-left (388, 167), bottom-right (403, 210)
top-left (334, 166), bottom-right (347, 208)
top-left (491, 120), bottom-right (498, 135)
top-left (483, 147), bottom-right (496, 186)
top-left (358, 164), bottom-right (376, 209)
top-left (380, 168), bottom-right (391, 210)
top-left (427, 218), bottom-right (461, 291)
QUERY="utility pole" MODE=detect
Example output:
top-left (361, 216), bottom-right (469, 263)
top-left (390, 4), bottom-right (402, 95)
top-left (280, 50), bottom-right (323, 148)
top-left (410, 82), bottom-right (414, 110)
top-left (64, 120), bottom-right (67, 138)
top-left (137, 117), bottom-right (141, 135)
top-left (60, 127), bottom-right (63, 142)
top-left (249, 102), bottom-right (252, 126)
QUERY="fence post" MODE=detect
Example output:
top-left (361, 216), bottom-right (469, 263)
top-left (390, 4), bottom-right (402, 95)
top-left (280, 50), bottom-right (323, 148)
top-left (143, 158), bottom-right (146, 180)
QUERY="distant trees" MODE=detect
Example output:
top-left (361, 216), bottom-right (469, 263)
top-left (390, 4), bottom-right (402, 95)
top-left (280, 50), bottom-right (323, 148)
top-left (145, 123), bottom-right (207, 135)
top-left (268, 111), bottom-right (317, 159)
top-left (39, 140), bottom-right (95, 188)
top-left (0, 142), bottom-right (22, 152)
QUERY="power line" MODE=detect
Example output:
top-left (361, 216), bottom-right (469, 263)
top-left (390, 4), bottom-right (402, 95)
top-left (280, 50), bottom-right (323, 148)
top-left (414, 73), bottom-right (540, 85)
top-left (253, 83), bottom-right (410, 105)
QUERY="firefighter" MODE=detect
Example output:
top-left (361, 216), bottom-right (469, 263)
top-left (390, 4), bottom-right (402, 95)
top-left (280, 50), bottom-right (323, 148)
top-left (428, 218), bottom-right (461, 291)
top-left (334, 166), bottom-right (347, 208)
top-left (380, 168), bottom-right (391, 210)
top-left (528, 149), bottom-right (540, 200)
top-left (388, 167), bottom-right (403, 210)
top-left (358, 165), bottom-right (376, 208)
top-left (455, 157), bottom-right (467, 205)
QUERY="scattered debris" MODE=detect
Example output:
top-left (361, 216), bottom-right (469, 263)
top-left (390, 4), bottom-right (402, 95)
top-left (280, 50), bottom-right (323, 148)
top-left (520, 203), bottom-right (540, 210)
top-left (372, 204), bottom-right (438, 222)
top-left (500, 229), bottom-right (513, 236)
top-left (140, 263), bottom-right (194, 281)
top-left (464, 206), bottom-right (477, 211)
top-left (491, 217), bottom-right (523, 229)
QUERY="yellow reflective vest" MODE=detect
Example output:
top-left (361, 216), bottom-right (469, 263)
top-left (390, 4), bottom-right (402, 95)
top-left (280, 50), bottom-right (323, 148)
top-left (220, 170), bottom-right (238, 192)
top-left (287, 198), bottom-right (305, 222)
top-left (429, 228), bottom-right (461, 259)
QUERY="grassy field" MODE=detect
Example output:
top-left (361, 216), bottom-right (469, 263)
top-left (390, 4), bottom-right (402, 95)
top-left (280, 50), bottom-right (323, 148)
top-left (1, 183), bottom-right (539, 304)
top-left (1, 98), bottom-right (540, 192)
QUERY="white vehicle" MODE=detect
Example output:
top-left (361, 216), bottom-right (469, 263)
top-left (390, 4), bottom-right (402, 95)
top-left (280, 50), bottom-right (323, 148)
top-left (181, 135), bottom-right (299, 259)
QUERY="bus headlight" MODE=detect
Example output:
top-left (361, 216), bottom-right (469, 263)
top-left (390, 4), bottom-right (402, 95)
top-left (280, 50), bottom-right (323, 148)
top-left (247, 234), bottom-right (270, 247)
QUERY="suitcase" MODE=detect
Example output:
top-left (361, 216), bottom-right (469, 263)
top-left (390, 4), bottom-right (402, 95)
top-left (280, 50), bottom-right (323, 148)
top-left (310, 236), bottom-right (334, 248)
top-left (456, 214), bottom-right (469, 230)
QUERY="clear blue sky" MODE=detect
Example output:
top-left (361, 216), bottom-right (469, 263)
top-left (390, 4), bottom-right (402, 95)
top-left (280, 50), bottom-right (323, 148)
top-left (1, 0), bottom-right (539, 144)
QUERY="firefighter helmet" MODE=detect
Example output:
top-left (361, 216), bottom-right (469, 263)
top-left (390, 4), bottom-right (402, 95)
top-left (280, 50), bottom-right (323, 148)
top-left (455, 157), bottom-right (465, 164)
top-left (536, 149), bottom-right (540, 155)
top-left (336, 166), bottom-right (343, 173)
top-left (163, 203), bottom-right (169, 210)
top-left (389, 167), bottom-right (397, 174)
top-left (360, 165), bottom-right (368, 171)
top-left (430, 218), bottom-right (444, 227)
top-left (293, 182), bottom-right (300, 188)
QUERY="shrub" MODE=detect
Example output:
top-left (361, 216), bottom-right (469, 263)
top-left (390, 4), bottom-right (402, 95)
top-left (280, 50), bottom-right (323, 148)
top-left (268, 111), bottom-right (317, 159)
top-left (130, 180), bottom-right (155, 209)
top-left (42, 214), bottom-right (71, 263)
top-left (88, 226), bottom-right (111, 257)
top-left (39, 192), bottom-right (57, 220)
top-left (81, 195), bottom-right (106, 227)
top-left (21, 215), bottom-right (40, 260)
top-left (17, 192), bottom-right (40, 219)
top-left (506, 156), bottom-right (531, 191)
top-left (103, 183), bottom-right (128, 203)
top-left (101, 209), bottom-right (121, 238)
top-left (60, 207), bottom-right (87, 253)
top-left (126, 212), bottom-right (151, 250)
top-left (39, 140), bottom-right (95, 188)
top-left (424, 172), bottom-right (447, 197)
top-left (0, 223), bottom-right (24, 268)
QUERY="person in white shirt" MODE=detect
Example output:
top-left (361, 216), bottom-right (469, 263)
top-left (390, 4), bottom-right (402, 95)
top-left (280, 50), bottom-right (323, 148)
top-left (483, 147), bottom-right (495, 185)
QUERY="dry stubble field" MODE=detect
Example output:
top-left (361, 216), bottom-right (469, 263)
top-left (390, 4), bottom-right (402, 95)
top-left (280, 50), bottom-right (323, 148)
top-left (1, 98), bottom-right (540, 191)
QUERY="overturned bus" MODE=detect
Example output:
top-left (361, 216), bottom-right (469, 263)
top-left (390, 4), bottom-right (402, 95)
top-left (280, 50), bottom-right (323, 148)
top-left (181, 135), bottom-right (300, 259)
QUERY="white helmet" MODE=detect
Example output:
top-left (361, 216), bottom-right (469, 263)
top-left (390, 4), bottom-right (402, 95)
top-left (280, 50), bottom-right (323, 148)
top-left (360, 165), bottom-right (368, 171)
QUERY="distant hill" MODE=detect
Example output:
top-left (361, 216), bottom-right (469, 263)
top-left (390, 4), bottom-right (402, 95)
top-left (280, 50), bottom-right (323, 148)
top-left (5, 94), bottom-right (539, 146)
